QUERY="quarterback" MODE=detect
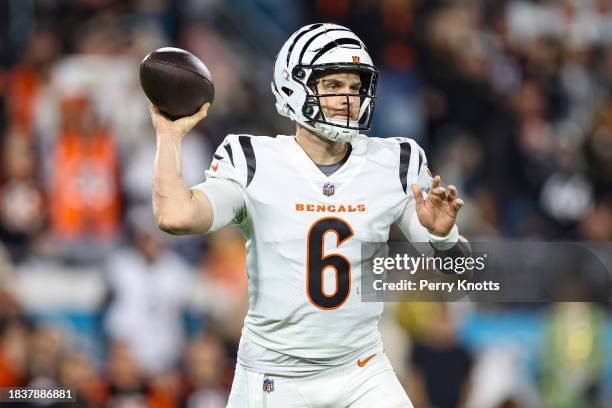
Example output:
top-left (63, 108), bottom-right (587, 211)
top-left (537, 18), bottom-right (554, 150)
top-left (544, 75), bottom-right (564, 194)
top-left (150, 24), bottom-right (467, 407)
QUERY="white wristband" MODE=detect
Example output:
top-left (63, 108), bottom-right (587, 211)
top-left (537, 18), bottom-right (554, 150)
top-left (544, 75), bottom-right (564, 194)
top-left (428, 224), bottom-right (459, 250)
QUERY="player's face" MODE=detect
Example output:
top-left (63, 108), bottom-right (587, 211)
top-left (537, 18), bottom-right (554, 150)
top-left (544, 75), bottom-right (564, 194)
top-left (314, 71), bottom-right (361, 122)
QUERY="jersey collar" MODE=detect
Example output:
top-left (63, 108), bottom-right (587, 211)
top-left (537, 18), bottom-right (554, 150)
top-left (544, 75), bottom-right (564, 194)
top-left (283, 134), bottom-right (369, 180)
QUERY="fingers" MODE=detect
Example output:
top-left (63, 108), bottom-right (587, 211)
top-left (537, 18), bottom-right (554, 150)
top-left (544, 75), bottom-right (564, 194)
top-left (147, 100), bottom-right (210, 140)
top-left (428, 178), bottom-right (464, 213)
top-left (429, 186), bottom-right (447, 203)
top-left (452, 198), bottom-right (464, 212)
top-left (171, 102), bottom-right (211, 136)
top-left (147, 101), bottom-right (159, 117)
top-left (430, 177), bottom-right (458, 202)
top-left (428, 175), bottom-right (449, 203)
top-left (147, 102), bottom-right (168, 133)
top-left (411, 183), bottom-right (425, 209)
top-left (446, 184), bottom-right (463, 212)
top-left (147, 102), bottom-right (209, 124)
top-left (184, 102), bottom-right (210, 123)
top-left (447, 185), bottom-right (457, 202)
top-left (431, 175), bottom-right (441, 189)
top-left (202, 101), bottom-right (211, 113)
top-left (147, 102), bottom-right (167, 124)
top-left (196, 102), bottom-right (211, 120)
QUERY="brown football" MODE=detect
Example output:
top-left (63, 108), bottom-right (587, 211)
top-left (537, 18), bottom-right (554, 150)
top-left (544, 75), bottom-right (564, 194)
top-left (140, 47), bottom-right (215, 121)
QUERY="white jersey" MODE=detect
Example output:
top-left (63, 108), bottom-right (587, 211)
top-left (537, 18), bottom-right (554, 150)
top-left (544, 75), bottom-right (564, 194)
top-left (196, 133), bottom-right (432, 376)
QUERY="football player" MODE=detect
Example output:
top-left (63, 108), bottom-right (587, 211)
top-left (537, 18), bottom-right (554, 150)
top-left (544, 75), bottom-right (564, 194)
top-left (150, 23), bottom-right (467, 407)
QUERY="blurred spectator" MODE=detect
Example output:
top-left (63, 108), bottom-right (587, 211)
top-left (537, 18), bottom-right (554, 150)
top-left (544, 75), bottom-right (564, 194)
top-left (0, 129), bottom-right (45, 262)
top-left (6, 27), bottom-right (60, 135)
top-left (406, 304), bottom-right (473, 408)
top-left (105, 340), bottom-right (148, 408)
top-left (201, 227), bottom-right (247, 299)
top-left (148, 369), bottom-right (183, 408)
top-left (182, 333), bottom-right (229, 408)
top-left (103, 207), bottom-right (194, 376)
top-left (0, 243), bottom-right (27, 387)
top-left (47, 94), bottom-right (122, 261)
top-left (28, 325), bottom-right (66, 385)
top-left (200, 227), bottom-right (248, 344)
top-left (585, 95), bottom-right (612, 194)
top-left (56, 349), bottom-right (109, 406)
top-left (541, 302), bottom-right (605, 408)
top-left (579, 196), bottom-right (612, 241)
top-left (0, 319), bottom-right (28, 387)
top-left (0, 242), bottom-right (21, 322)
top-left (466, 343), bottom-right (540, 408)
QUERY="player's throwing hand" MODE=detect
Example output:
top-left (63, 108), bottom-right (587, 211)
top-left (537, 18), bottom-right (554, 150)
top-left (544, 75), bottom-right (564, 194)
top-left (148, 101), bottom-right (210, 140)
top-left (411, 175), bottom-right (464, 236)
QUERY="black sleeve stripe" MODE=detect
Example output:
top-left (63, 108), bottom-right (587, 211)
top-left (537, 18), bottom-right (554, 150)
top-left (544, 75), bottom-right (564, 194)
top-left (399, 142), bottom-right (412, 194)
top-left (418, 149), bottom-right (423, 170)
top-left (238, 135), bottom-right (256, 187)
top-left (213, 153), bottom-right (223, 160)
top-left (223, 144), bottom-right (234, 167)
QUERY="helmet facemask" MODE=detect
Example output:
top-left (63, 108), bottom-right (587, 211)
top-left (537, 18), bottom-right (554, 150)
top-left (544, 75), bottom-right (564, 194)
top-left (296, 64), bottom-right (378, 142)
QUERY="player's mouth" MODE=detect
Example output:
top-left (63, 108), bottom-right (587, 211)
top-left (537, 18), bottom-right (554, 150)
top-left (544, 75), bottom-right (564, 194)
top-left (331, 111), bottom-right (351, 120)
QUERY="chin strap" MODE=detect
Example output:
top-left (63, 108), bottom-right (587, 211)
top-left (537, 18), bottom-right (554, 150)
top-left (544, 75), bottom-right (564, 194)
top-left (314, 121), bottom-right (358, 143)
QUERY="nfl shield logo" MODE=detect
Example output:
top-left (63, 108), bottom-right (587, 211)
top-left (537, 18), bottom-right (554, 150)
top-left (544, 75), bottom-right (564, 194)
top-left (323, 182), bottom-right (335, 196)
top-left (263, 378), bottom-right (274, 393)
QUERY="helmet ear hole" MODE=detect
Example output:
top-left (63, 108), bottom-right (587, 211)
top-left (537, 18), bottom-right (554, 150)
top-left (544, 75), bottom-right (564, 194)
top-left (303, 104), bottom-right (319, 119)
top-left (293, 67), bottom-right (306, 80)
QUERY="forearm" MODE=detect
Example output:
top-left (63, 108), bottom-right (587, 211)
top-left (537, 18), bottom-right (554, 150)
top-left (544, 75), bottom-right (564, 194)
top-left (430, 234), bottom-right (473, 279)
top-left (153, 134), bottom-right (212, 233)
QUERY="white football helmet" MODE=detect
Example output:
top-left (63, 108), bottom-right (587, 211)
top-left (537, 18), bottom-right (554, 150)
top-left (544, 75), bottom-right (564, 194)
top-left (272, 23), bottom-right (378, 143)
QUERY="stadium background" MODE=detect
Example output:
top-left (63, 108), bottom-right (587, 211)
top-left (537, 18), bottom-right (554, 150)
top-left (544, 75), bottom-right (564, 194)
top-left (0, 0), bottom-right (611, 407)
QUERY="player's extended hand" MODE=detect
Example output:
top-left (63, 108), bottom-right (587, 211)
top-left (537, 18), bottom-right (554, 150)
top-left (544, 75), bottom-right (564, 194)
top-left (411, 175), bottom-right (464, 236)
top-left (148, 102), bottom-right (210, 140)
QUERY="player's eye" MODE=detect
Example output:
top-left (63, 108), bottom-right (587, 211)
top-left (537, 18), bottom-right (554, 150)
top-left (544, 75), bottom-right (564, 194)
top-left (326, 83), bottom-right (339, 91)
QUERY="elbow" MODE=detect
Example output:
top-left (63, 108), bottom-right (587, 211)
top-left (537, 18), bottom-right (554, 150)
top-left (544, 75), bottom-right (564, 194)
top-left (155, 215), bottom-right (177, 234)
top-left (154, 208), bottom-right (211, 235)
top-left (153, 190), bottom-right (213, 235)
top-left (152, 196), bottom-right (194, 234)
top-left (155, 213), bottom-right (190, 235)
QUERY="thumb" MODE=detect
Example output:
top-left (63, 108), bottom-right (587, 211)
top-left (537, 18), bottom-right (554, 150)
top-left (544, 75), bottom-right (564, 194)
top-left (177, 102), bottom-right (210, 130)
top-left (411, 183), bottom-right (425, 209)
top-left (196, 102), bottom-right (210, 119)
top-left (189, 102), bottom-right (210, 126)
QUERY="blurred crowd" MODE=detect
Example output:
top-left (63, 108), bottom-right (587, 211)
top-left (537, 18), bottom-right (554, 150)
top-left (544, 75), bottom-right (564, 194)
top-left (0, 0), bottom-right (611, 407)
